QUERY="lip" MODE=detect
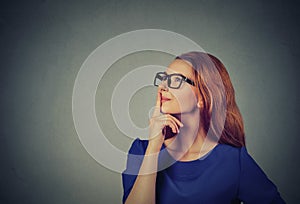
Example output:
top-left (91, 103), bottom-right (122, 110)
top-left (161, 96), bottom-right (171, 102)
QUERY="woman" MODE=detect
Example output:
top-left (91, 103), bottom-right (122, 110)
top-left (122, 51), bottom-right (285, 203)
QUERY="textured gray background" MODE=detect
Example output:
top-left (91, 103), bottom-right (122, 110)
top-left (1, 0), bottom-right (299, 203)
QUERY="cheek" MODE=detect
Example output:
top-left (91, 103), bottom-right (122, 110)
top-left (173, 89), bottom-right (198, 111)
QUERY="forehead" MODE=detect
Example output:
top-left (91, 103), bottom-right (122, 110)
top-left (166, 59), bottom-right (194, 78)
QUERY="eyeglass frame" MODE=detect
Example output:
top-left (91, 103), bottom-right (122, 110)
top-left (153, 71), bottom-right (195, 89)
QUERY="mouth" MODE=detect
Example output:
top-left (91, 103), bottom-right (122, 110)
top-left (161, 96), bottom-right (171, 103)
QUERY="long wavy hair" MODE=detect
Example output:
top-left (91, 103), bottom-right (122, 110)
top-left (176, 52), bottom-right (245, 147)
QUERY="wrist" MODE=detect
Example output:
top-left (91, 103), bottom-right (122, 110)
top-left (146, 142), bottom-right (162, 154)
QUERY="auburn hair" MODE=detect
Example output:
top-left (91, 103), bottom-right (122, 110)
top-left (176, 52), bottom-right (245, 147)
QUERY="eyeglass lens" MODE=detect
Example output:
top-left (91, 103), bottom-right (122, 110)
top-left (154, 73), bottom-right (183, 88)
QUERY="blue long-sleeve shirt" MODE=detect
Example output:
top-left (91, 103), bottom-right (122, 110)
top-left (122, 138), bottom-right (285, 204)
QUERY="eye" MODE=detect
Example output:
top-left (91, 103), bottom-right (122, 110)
top-left (174, 77), bottom-right (182, 82)
top-left (157, 73), bottom-right (167, 80)
top-left (161, 75), bottom-right (168, 80)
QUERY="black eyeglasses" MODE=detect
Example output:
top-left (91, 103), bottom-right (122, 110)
top-left (154, 72), bottom-right (195, 89)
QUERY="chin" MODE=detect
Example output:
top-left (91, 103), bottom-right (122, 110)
top-left (161, 104), bottom-right (196, 115)
top-left (161, 105), bottom-right (180, 115)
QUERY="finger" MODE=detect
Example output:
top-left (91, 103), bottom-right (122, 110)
top-left (160, 118), bottom-right (178, 133)
top-left (166, 117), bottom-right (179, 133)
top-left (160, 115), bottom-right (182, 132)
top-left (152, 88), bottom-right (162, 117)
top-left (162, 120), bottom-right (176, 133)
top-left (158, 115), bottom-right (179, 133)
top-left (168, 114), bottom-right (184, 128)
top-left (155, 87), bottom-right (162, 107)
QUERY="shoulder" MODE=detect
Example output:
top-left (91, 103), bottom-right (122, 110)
top-left (216, 143), bottom-right (243, 155)
top-left (214, 143), bottom-right (249, 162)
top-left (217, 144), bottom-right (262, 170)
top-left (128, 138), bottom-right (149, 155)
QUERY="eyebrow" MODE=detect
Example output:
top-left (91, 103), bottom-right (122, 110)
top-left (165, 70), bottom-right (193, 79)
top-left (165, 70), bottom-right (183, 75)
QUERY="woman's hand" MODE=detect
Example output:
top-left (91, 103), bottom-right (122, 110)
top-left (148, 89), bottom-right (183, 152)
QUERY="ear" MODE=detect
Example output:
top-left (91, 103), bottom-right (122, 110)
top-left (197, 97), bottom-right (204, 108)
top-left (197, 102), bottom-right (201, 108)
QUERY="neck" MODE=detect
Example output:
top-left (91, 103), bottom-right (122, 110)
top-left (164, 109), bottom-right (219, 161)
top-left (165, 108), bottom-right (205, 154)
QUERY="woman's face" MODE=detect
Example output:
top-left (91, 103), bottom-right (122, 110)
top-left (160, 59), bottom-right (199, 115)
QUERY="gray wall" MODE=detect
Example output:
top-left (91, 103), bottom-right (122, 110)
top-left (1, 0), bottom-right (299, 203)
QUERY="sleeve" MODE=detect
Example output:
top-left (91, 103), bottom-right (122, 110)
top-left (237, 147), bottom-right (286, 204)
top-left (121, 138), bottom-right (147, 204)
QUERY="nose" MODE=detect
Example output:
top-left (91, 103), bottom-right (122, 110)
top-left (158, 80), bottom-right (168, 91)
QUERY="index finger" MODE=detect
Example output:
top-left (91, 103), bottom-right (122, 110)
top-left (152, 88), bottom-right (162, 117)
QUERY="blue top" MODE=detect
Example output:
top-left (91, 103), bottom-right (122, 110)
top-left (122, 138), bottom-right (285, 204)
